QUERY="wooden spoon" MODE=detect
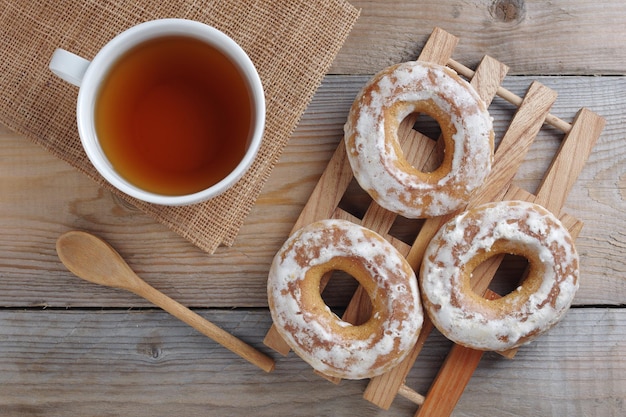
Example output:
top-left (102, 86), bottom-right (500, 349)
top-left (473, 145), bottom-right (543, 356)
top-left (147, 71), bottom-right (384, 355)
top-left (56, 230), bottom-right (275, 373)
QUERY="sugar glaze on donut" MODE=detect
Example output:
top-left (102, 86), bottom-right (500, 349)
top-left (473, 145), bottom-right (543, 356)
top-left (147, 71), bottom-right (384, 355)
top-left (267, 219), bottom-right (423, 379)
top-left (344, 61), bottom-right (494, 218)
top-left (420, 200), bottom-right (579, 351)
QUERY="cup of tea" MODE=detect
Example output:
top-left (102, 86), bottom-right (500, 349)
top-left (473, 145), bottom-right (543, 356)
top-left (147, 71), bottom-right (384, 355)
top-left (49, 19), bottom-right (265, 206)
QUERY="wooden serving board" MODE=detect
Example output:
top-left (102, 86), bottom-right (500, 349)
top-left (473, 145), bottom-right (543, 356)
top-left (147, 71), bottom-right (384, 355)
top-left (263, 27), bottom-right (605, 416)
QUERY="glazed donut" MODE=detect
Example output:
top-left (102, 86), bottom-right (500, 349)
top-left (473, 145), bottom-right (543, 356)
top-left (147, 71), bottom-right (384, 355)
top-left (419, 200), bottom-right (579, 351)
top-left (344, 60), bottom-right (494, 218)
top-left (267, 219), bottom-right (423, 379)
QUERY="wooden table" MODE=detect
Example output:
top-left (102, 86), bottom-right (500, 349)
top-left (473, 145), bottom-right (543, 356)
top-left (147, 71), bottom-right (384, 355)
top-left (1, 1), bottom-right (624, 416)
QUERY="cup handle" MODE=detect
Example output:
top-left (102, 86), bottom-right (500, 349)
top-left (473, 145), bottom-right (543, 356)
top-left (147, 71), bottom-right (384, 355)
top-left (49, 48), bottom-right (91, 87)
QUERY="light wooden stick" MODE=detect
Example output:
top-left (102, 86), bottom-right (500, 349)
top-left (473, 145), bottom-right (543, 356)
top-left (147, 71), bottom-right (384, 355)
top-left (447, 58), bottom-right (572, 133)
top-left (398, 384), bottom-right (425, 405)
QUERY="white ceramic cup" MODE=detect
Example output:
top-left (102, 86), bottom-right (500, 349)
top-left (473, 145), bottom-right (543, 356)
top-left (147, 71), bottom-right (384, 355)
top-left (49, 19), bottom-right (265, 206)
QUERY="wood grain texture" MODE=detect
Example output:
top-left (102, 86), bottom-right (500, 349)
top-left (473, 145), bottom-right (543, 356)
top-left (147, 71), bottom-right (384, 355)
top-left (331, 0), bottom-right (626, 75)
top-left (1, 5), bottom-right (625, 416)
top-left (0, 75), bottom-right (623, 308)
top-left (0, 308), bottom-right (622, 417)
top-left (415, 343), bottom-right (484, 417)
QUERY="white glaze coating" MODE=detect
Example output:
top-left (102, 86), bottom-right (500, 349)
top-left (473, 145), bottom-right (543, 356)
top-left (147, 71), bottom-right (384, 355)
top-left (420, 201), bottom-right (579, 351)
top-left (267, 219), bottom-right (423, 379)
top-left (344, 61), bottom-right (493, 218)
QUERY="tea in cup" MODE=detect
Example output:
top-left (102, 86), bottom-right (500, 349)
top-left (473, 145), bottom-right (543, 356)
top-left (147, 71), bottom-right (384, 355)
top-left (50, 19), bottom-right (265, 206)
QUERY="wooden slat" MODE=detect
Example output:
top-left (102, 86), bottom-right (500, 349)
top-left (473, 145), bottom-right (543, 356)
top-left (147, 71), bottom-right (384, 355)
top-left (416, 27), bottom-right (459, 64)
top-left (291, 143), bottom-right (356, 228)
top-left (465, 55), bottom-right (510, 105)
top-left (534, 108), bottom-right (606, 212)
top-left (468, 81), bottom-right (558, 206)
top-left (414, 290), bottom-right (501, 417)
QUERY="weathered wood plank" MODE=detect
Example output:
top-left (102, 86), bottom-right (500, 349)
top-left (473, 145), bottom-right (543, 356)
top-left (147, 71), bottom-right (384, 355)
top-left (331, 0), bottom-right (626, 75)
top-left (0, 75), bottom-right (623, 307)
top-left (0, 308), bottom-right (623, 417)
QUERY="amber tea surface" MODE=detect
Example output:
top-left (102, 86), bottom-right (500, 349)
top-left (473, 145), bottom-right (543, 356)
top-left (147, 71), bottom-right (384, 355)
top-left (95, 36), bottom-right (253, 196)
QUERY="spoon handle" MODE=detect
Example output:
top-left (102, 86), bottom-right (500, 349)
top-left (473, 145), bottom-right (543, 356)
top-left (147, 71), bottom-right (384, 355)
top-left (132, 280), bottom-right (275, 373)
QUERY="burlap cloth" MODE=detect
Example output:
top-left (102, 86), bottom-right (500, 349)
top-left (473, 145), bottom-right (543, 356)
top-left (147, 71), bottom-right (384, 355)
top-left (0, 0), bottom-right (359, 253)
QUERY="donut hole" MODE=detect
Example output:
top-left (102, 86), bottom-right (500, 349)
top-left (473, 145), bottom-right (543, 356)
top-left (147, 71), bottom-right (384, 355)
top-left (311, 263), bottom-right (375, 327)
top-left (488, 254), bottom-right (530, 296)
top-left (465, 243), bottom-right (545, 311)
top-left (409, 112), bottom-right (442, 141)
top-left (403, 111), bottom-right (447, 178)
top-left (397, 111), bottom-right (445, 176)
top-left (392, 101), bottom-right (454, 181)
top-left (320, 269), bottom-right (373, 324)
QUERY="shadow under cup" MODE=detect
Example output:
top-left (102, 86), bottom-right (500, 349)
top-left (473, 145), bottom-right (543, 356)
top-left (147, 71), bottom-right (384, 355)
top-left (77, 20), bottom-right (265, 206)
